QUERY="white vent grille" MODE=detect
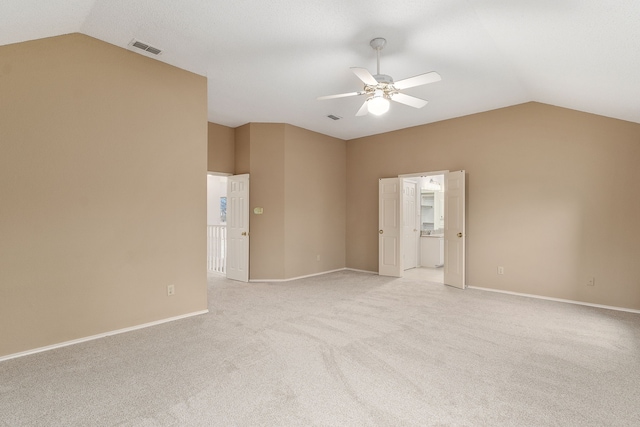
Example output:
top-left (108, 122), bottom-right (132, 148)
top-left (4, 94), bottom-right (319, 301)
top-left (327, 114), bottom-right (342, 120)
top-left (129, 39), bottom-right (163, 55)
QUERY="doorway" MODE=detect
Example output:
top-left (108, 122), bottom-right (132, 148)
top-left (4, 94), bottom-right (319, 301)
top-left (206, 173), bottom-right (251, 282)
top-left (405, 173), bottom-right (445, 284)
top-left (207, 174), bottom-right (229, 275)
top-left (379, 170), bottom-right (466, 289)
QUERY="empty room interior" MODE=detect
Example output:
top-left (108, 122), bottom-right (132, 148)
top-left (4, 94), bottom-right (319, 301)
top-left (1, 1), bottom-right (639, 425)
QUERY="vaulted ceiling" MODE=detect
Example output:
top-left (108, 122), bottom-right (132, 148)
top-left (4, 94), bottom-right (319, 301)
top-left (2, 0), bottom-right (640, 140)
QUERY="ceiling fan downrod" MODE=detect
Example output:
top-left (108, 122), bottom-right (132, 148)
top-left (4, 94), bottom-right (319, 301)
top-left (370, 37), bottom-right (386, 76)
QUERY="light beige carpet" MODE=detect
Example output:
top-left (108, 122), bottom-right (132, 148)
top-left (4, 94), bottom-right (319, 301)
top-left (1, 270), bottom-right (639, 426)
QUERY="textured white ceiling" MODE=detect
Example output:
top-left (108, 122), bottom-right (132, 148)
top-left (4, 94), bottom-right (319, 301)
top-left (2, 0), bottom-right (640, 139)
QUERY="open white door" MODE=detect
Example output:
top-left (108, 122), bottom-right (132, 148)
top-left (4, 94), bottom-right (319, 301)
top-left (379, 178), bottom-right (403, 277)
top-left (227, 174), bottom-right (249, 282)
top-left (443, 170), bottom-right (466, 289)
top-left (402, 179), bottom-right (419, 270)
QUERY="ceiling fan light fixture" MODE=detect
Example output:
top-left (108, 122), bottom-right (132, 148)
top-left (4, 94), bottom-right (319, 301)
top-left (368, 92), bottom-right (390, 116)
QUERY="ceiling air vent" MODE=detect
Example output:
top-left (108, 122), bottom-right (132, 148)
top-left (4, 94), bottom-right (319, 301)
top-left (327, 114), bottom-right (342, 121)
top-left (129, 39), bottom-right (163, 55)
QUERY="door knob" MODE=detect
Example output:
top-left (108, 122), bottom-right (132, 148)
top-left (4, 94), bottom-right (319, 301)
top-left (457, 232), bottom-right (462, 238)
top-left (242, 232), bottom-right (248, 236)
top-left (379, 230), bottom-right (384, 234)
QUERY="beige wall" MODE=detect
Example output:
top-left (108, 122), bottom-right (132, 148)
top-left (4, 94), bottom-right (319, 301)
top-left (207, 122), bottom-right (235, 174)
top-left (204, 122), bottom-right (348, 280)
top-left (284, 125), bottom-right (346, 278)
top-left (247, 123), bottom-right (286, 279)
top-left (0, 34), bottom-right (208, 357)
top-left (234, 124), bottom-right (250, 174)
top-left (239, 123), bottom-right (347, 280)
top-left (346, 102), bottom-right (640, 310)
top-left (4, 35), bottom-right (635, 361)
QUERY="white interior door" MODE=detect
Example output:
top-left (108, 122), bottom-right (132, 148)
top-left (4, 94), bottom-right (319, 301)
top-left (444, 170), bottom-right (466, 289)
top-left (227, 174), bottom-right (249, 282)
top-left (379, 178), bottom-right (402, 277)
top-left (402, 179), bottom-right (418, 270)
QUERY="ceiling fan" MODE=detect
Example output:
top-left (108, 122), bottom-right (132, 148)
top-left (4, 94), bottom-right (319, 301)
top-left (318, 38), bottom-right (441, 116)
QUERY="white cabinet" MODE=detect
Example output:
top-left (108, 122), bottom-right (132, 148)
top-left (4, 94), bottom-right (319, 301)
top-left (420, 191), bottom-right (444, 231)
top-left (421, 236), bottom-right (444, 267)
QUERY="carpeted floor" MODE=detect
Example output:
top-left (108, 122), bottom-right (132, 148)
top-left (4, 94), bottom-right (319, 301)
top-left (1, 270), bottom-right (639, 426)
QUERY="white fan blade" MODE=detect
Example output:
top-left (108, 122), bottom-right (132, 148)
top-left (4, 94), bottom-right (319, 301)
top-left (394, 71), bottom-right (441, 90)
top-left (351, 67), bottom-right (378, 86)
top-left (317, 91), bottom-right (365, 100)
top-left (391, 92), bottom-right (428, 109)
top-left (356, 99), bottom-right (369, 116)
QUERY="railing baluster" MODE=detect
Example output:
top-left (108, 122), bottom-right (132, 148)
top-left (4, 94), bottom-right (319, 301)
top-left (207, 225), bottom-right (227, 274)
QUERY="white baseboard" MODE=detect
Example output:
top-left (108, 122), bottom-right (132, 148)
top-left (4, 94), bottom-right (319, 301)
top-left (248, 268), bottom-right (384, 282)
top-left (249, 267), bottom-right (380, 283)
top-left (250, 268), bottom-right (349, 283)
top-left (468, 286), bottom-right (640, 314)
top-left (0, 310), bottom-right (209, 363)
top-left (344, 268), bottom-right (378, 275)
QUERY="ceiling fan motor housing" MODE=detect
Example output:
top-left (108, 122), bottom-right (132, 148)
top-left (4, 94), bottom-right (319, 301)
top-left (363, 74), bottom-right (397, 98)
top-left (374, 74), bottom-right (393, 84)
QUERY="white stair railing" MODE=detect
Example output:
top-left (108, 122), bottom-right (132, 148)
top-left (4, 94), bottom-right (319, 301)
top-left (207, 225), bottom-right (227, 274)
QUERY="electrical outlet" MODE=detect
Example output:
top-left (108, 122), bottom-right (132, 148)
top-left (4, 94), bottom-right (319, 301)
top-left (167, 284), bottom-right (175, 296)
top-left (587, 277), bottom-right (595, 287)
top-left (316, 255), bottom-right (321, 261)
top-left (497, 266), bottom-right (504, 275)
